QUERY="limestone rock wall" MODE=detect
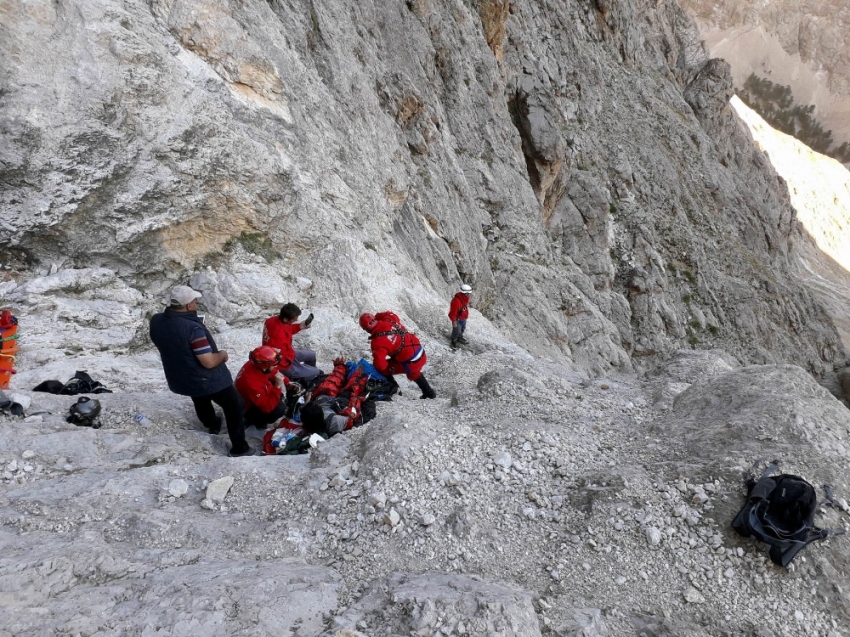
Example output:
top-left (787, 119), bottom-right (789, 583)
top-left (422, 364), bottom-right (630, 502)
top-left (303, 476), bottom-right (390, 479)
top-left (1, 0), bottom-right (844, 373)
top-left (678, 0), bottom-right (850, 147)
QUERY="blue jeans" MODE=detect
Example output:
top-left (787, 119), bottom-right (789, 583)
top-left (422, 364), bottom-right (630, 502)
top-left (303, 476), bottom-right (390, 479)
top-left (281, 348), bottom-right (322, 380)
top-left (451, 319), bottom-right (467, 341)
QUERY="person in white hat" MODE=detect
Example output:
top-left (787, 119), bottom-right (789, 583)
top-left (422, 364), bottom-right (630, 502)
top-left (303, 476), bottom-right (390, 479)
top-left (149, 285), bottom-right (256, 456)
top-left (448, 284), bottom-right (473, 349)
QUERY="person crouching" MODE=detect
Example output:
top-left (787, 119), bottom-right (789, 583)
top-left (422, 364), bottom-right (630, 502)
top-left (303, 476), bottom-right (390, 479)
top-left (359, 311), bottom-right (436, 399)
top-left (235, 346), bottom-right (300, 430)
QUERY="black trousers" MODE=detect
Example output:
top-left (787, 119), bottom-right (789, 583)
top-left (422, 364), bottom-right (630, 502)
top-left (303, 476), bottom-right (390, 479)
top-left (245, 399), bottom-right (288, 428)
top-left (191, 384), bottom-right (249, 454)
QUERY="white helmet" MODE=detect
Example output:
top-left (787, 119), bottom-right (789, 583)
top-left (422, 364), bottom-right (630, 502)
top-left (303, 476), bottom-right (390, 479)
top-left (460, 284), bottom-right (472, 293)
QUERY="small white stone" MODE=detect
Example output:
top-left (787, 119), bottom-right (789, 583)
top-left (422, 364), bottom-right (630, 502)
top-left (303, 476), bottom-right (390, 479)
top-left (493, 451), bottom-right (512, 468)
top-left (205, 476), bottom-right (234, 504)
top-left (21, 450), bottom-right (36, 460)
top-left (692, 492), bottom-right (710, 505)
top-left (168, 479), bottom-right (189, 498)
top-left (23, 415), bottom-right (43, 424)
top-left (383, 508), bottom-right (400, 527)
top-left (420, 513), bottom-right (435, 526)
top-left (645, 526), bottom-right (663, 546)
top-left (684, 588), bottom-right (705, 604)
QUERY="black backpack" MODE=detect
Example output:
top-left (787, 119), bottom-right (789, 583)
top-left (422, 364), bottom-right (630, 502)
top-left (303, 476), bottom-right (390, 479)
top-left (731, 460), bottom-right (844, 567)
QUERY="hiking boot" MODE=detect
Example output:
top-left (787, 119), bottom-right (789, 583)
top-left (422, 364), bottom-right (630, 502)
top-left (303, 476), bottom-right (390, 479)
top-left (450, 340), bottom-right (459, 350)
top-left (458, 336), bottom-right (468, 345)
top-left (228, 447), bottom-right (261, 457)
top-left (415, 375), bottom-right (436, 399)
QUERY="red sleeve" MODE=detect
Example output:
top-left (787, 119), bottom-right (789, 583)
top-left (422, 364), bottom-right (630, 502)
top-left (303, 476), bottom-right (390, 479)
top-left (236, 365), bottom-right (282, 413)
top-left (448, 296), bottom-right (461, 321)
top-left (254, 383), bottom-right (283, 413)
top-left (371, 341), bottom-right (391, 375)
top-left (262, 318), bottom-right (274, 346)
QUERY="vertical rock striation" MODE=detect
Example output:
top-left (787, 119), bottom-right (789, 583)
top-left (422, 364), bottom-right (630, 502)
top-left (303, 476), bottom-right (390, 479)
top-left (0, 0), bottom-right (844, 373)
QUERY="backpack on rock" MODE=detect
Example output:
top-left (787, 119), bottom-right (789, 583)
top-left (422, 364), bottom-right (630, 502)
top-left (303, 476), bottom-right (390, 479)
top-left (731, 460), bottom-right (844, 567)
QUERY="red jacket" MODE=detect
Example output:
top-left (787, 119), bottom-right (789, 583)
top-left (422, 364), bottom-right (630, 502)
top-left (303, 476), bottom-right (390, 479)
top-left (235, 361), bottom-right (286, 413)
top-left (262, 317), bottom-right (302, 368)
top-left (448, 293), bottom-right (470, 322)
top-left (368, 312), bottom-right (424, 377)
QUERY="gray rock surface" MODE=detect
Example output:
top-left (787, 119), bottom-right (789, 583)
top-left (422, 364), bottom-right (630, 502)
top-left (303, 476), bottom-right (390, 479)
top-left (2, 352), bottom-right (848, 636)
top-left (334, 572), bottom-right (541, 636)
top-left (3, 1), bottom-right (850, 636)
top-left (679, 0), bottom-right (850, 150)
top-left (2, 0), bottom-right (848, 376)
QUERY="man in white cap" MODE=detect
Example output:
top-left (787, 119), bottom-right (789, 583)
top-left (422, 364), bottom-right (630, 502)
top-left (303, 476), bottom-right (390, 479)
top-left (149, 285), bottom-right (256, 456)
top-left (448, 283), bottom-right (473, 349)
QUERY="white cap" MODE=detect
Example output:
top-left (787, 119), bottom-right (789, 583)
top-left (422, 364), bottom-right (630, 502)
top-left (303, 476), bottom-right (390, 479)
top-left (460, 284), bottom-right (473, 293)
top-left (170, 285), bottom-right (203, 306)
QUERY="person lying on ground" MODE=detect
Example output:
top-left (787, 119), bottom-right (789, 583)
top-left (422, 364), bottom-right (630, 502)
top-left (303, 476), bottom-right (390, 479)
top-left (359, 311), bottom-right (436, 399)
top-left (262, 302), bottom-right (322, 380)
top-left (150, 285), bottom-right (255, 457)
top-left (299, 398), bottom-right (350, 438)
top-left (235, 346), bottom-right (302, 430)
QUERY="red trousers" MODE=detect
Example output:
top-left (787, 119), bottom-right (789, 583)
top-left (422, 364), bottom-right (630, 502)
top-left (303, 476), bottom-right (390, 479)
top-left (385, 351), bottom-right (427, 381)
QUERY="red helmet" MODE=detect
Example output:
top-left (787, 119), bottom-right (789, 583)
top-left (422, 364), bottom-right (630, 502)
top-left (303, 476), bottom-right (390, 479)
top-left (0, 310), bottom-right (12, 328)
top-left (249, 346), bottom-right (281, 370)
top-left (359, 313), bottom-right (377, 331)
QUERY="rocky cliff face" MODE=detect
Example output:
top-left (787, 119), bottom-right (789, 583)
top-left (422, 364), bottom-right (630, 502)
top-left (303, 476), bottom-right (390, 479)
top-left (6, 3), bottom-right (850, 635)
top-left (678, 0), bottom-right (850, 150)
top-left (1, 0), bottom-right (845, 374)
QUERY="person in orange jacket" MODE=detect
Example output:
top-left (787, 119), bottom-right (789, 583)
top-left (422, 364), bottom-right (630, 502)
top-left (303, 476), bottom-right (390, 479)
top-left (359, 311), bottom-right (436, 399)
top-left (449, 284), bottom-right (472, 349)
top-left (235, 346), bottom-right (298, 429)
top-left (262, 303), bottom-right (321, 380)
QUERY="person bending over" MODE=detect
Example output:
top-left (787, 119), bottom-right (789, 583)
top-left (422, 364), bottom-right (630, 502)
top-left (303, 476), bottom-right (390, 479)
top-left (359, 311), bottom-right (436, 399)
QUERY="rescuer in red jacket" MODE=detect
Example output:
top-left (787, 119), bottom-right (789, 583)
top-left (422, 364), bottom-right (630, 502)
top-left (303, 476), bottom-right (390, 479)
top-left (359, 311), bottom-right (436, 399)
top-left (262, 303), bottom-right (321, 380)
top-left (235, 346), bottom-right (298, 429)
top-left (448, 283), bottom-right (472, 349)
